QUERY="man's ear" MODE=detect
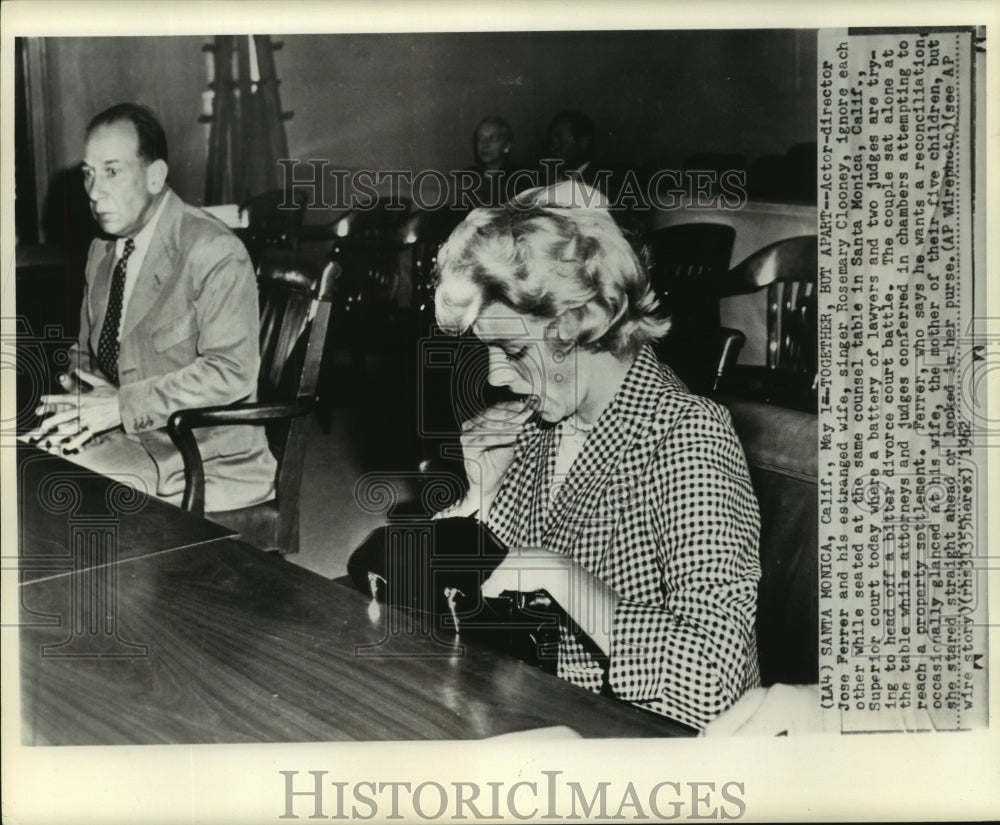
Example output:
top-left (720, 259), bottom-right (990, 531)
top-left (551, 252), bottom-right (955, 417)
top-left (145, 159), bottom-right (168, 194)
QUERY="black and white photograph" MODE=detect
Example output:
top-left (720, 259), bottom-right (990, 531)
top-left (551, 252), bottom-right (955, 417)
top-left (2, 2), bottom-right (998, 822)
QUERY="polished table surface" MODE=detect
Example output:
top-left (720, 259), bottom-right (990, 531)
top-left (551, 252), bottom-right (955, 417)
top-left (17, 448), bottom-right (694, 744)
top-left (16, 444), bottom-right (237, 584)
top-left (20, 538), bottom-right (694, 743)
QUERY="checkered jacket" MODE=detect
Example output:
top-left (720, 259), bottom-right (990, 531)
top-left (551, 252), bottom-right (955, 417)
top-left (486, 346), bottom-right (762, 730)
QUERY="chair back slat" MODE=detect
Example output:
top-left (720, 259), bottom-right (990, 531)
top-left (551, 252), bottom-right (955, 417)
top-left (255, 250), bottom-right (337, 461)
top-left (722, 235), bottom-right (818, 375)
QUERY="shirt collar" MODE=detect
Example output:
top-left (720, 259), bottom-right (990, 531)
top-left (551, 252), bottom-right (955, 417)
top-left (115, 190), bottom-right (169, 257)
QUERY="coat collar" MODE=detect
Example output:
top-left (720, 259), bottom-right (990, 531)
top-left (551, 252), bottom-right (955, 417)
top-left (495, 346), bottom-right (684, 555)
top-left (119, 188), bottom-right (184, 339)
top-left (542, 346), bottom-right (677, 548)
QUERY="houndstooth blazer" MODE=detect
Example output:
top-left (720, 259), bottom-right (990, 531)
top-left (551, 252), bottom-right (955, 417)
top-left (486, 346), bottom-right (762, 730)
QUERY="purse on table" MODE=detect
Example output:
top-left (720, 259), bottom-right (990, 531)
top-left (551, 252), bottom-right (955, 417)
top-left (346, 516), bottom-right (563, 672)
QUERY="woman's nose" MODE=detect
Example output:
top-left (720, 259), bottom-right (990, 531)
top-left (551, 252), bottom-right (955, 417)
top-left (486, 347), bottom-right (517, 387)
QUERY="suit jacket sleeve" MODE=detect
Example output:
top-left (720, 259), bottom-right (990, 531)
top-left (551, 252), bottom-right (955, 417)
top-left (607, 401), bottom-right (761, 729)
top-left (70, 240), bottom-right (103, 375)
top-left (117, 233), bottom-right (260, 434)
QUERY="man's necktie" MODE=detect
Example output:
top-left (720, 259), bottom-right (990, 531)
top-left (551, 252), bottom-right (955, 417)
top-left (96, 238), bottom-right (135, 385)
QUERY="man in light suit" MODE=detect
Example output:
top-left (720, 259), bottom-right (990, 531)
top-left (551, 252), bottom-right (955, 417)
top-left (29, 103), bottom-right (276, 511)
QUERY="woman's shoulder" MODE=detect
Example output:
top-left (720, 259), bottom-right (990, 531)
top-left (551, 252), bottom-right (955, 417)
top-left (651, 385), bottom-right (735, 442)
top-left (625, 350), bottom-right (735, 436)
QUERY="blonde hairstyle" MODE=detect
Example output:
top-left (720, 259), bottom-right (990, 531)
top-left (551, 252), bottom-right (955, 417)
top-left (434, 199), bottom-right (670, 358)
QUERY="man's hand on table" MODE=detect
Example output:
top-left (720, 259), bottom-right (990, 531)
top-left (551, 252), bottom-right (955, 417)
top-left (25, 370), bottom-right (123, 455)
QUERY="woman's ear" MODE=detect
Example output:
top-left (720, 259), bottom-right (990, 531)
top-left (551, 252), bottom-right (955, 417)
top-left (554, 304), bottom-right (608, 350)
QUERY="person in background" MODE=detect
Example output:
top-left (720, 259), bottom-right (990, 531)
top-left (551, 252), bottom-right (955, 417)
top-left (26, 102), bottom-right (276, 512)
top-left (432, 184), bottom-right (762, 730)
top-left (541, 110), bottom-right (600, 187)
top-left (474, 115), bottom-right (515, 174)
top-left (539, 110), bottom-right (646, 249)
top-left (464, 115), bottom-right (528, 209)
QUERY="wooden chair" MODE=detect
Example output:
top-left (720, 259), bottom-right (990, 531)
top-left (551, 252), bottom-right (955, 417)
top-left (328, 197), bottom-right (417, 302)
top-left (717, 235), bottom-right (818, 409)
top-left (721, 234), bottom-right (817, 371)
top-left (647, 222), bottom-right (744, 395)
top-left (647, 222), bottom-right (735, 321)
top-left (323, 197), bottom-right (418, 356)
top-left (168, 249), bottom-right (338, 554)
top-left (316, 197), bottom-right (422, 440)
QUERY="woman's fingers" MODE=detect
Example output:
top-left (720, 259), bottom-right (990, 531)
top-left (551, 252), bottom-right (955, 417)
top-left (460, 428), bottom-right (521, 450)
top-left (461, 401), bottom-right (535, 435)
top-left (463, 398), bottom-right (537, 424)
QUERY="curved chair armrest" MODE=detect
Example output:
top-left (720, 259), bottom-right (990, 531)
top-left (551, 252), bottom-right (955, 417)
top-left (711, 327), bottom-right (747, 392)
top-left (167, 399), bottom-right (312, 515)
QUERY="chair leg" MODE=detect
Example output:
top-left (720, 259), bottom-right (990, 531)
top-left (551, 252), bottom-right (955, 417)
top-left (272, 510), bottom-right (300, 556)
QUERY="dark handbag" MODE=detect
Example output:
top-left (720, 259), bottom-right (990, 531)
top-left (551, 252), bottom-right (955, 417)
top-left (346, 516), bottom-right (562, 672)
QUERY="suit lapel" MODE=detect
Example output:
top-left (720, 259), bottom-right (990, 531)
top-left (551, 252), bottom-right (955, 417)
top-left (121, 190), bottom-right (180, 340)
top-left (89, 241), bottom-right (117, 350)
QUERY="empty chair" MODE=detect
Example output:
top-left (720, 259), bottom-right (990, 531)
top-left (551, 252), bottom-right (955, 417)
top-left (647, 222), bottom-right (736, 321)
top-left (326, 197), bottom-right (418, 346)
top-left (647, 222), bottom-right (743, 395)
top-left (718, 234), bottom-right (818, 409)
top-left (722, 234), bottom-right (817, 370)
top-left (168, 248), bottom-right (337, 554)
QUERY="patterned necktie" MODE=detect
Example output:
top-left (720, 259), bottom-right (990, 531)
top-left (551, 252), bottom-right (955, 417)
top-left (97, 238), bottom-right (135, 385)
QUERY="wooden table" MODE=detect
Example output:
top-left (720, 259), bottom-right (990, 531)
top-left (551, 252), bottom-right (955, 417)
top-left (16, 445), bottom-right (237, 584)
top-left (16, 448), bottom-right (694, 744)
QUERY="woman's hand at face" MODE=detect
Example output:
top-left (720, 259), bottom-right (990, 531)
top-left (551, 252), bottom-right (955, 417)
top-left (459, 398), bottom-right (536, 512)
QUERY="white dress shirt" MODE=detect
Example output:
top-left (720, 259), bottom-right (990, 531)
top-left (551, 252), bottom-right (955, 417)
top-left (114, 192), bottom-right (169, 338)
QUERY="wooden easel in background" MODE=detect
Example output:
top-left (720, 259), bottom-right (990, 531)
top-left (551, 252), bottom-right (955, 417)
top-left (202, 34), bottom-right (292, 206)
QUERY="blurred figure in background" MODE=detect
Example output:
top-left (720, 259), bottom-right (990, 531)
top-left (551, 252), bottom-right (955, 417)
top-left (541, 110), bottom-right (600, 187)
top-left (540, 109), bottom-right (646, 253)
top-left (474, 115), bottom-right (514, 173)
top-left (464, 115), bottom-right (528, 209)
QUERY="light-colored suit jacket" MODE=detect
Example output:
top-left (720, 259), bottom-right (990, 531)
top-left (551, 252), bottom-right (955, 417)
top-left (487, 347), bottom-right (762, 731)
top-left (74, 188), bottom-right (277, 511)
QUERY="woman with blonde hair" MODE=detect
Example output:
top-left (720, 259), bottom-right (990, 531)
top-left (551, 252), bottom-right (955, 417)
top-left (433, 184), bottom-right (761, 730)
